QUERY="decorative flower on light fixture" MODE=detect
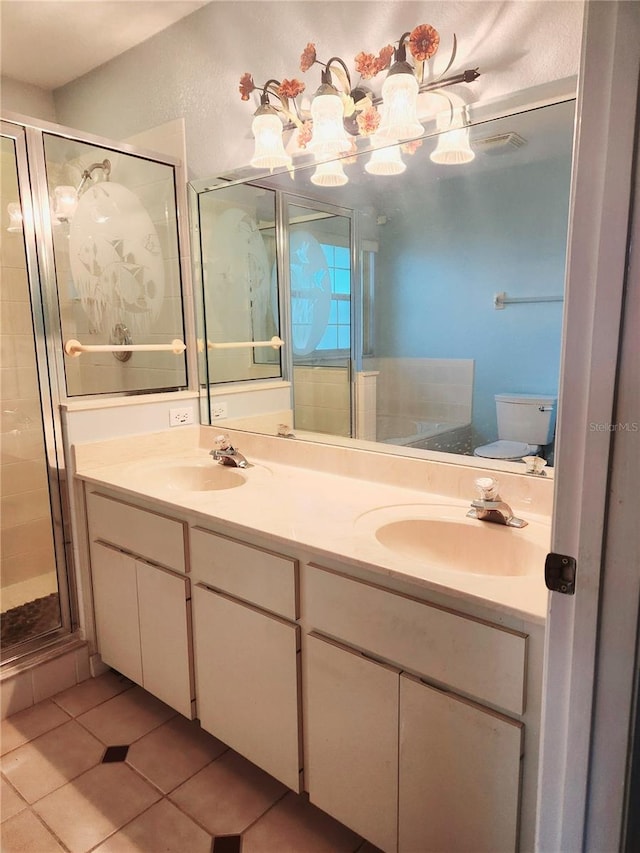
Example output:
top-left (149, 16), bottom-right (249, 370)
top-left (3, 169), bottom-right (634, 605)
top-left (239, 23), bottom-right (481, 178)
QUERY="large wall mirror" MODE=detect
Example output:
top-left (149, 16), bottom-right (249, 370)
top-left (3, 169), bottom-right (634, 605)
top-left (190, 93), bottom-right (576, 472)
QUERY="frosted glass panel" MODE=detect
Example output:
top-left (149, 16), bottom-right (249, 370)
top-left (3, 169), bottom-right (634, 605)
top-left (43, 134), bottom-right (187, 396)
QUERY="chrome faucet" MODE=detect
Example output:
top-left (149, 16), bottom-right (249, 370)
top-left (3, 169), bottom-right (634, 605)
top-left (210, 434), bottom-right (248, 468)
top-left (466, 477), bottom-right (528, 528)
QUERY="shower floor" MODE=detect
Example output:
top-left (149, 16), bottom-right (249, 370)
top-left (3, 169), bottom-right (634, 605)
top-left (1, 593), bottom-right (61, 648)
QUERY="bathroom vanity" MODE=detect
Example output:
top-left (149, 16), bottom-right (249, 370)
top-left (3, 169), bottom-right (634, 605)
top-left (74, 425), bottom-right (551, 853)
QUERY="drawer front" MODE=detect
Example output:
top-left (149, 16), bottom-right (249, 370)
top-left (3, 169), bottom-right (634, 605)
top-left (190, 527), bottom-right (297, 620)
top-left (86, 491), bottom-right (186, 573)
top-left (303, 564), bottom-right (527, 716)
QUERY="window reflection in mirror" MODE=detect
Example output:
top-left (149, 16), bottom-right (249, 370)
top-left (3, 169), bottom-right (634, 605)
top-left (191, 97), bottom-right (576, 471)
top-left (287, 203), bottom-right (352, 436)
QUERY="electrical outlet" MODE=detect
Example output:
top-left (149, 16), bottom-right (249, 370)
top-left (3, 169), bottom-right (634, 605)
top-left (169, 407), bottom-right (194, 427)
top-left (212, 402), bottom-right (228, 420)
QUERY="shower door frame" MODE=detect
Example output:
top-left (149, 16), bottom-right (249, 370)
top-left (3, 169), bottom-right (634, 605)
top-left (1, 119), bottom-right (75, 661)
top-left (2, 110), bottom-right (197, 665)
top-left (7, 110), bottom-right (198, 404)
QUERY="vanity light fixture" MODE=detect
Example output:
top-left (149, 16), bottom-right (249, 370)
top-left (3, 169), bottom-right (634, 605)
top-left (376, 30), bottom-right (430, 142)
top-left (239, 25), bottom-right (480, 176)
top-left (250, 83), bottom-right (293, 169)
top-left (307, 58), bottom-right (353, 157)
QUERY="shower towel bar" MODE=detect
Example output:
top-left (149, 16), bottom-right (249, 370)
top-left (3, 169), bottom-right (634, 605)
top-left (201, 336), bottom-right (284, 351)
top-left (494, 291), bottom-right (564, 310)
top-left (64, 339), bottom-right (186, 357)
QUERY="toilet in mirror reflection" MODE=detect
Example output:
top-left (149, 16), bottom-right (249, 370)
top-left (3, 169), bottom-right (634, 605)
top-left (473, 393), bottom-right (557, 462)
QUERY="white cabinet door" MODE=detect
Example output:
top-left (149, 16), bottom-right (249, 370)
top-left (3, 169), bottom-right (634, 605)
top-left (137, 560), bottom-right (193, 719)
top-left (399, 673), bottom-right (523, 853)
top-left (192, 584), bottom-right (301, 791)
top-left (305, 633), bottom-right (399, 853)
top-left (91, 542), bottom-right (142, 685)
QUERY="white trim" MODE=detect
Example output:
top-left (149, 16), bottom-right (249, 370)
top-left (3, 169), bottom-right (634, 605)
top-left (585, 110), bottom-right (640, 851)
top-left (536, 2), bottom-right (640, 850)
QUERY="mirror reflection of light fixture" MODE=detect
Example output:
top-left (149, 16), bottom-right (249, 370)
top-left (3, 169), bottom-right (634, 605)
top-left (52, 185), bottom-right (78, 222)
top-left (52, 159), bottom-right (111, 224)
top-left (7, 202), bottom-right (23, 232)
top-left (310, 158), bottom-right (348, 186)
top-left (250, 84), bottom-right (292, 170)
top-left (365, 138), bottom-right (406, 175)
top-left (430, 103), bottom-right (475, 165)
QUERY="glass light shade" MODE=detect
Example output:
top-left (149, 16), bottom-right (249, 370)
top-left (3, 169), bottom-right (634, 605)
top-left (365, 140), bottom-right (406, 176)
top-left (7, 202), bottom-right (23, 232)
top-left (308, 93), bottom-right (351, 155)
top-left (377, 72), bottom-right (423, 141)
top-left (250, 112), bottom-right (292, 170)
top-left (310, 159), bottom-right (348, 187)
top-left (430, 125), bottom-right (475, 165)
top-left (52, 185), bottom-right (78, 221)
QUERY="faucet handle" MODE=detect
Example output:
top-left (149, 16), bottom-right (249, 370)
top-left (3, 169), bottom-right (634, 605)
top-left (475, 477), bottom-right (500, 500)
top-left (214, 434), bottom-right (232, 450)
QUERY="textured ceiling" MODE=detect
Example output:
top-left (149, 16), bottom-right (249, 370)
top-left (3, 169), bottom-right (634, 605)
top-left (1, 0), bottom-right (584, 97)
top-left (0, 0), bottom-right (212, 89)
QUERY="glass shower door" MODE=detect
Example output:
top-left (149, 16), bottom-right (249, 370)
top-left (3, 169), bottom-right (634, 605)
top-left (1, 125), bottom-right (69, 658)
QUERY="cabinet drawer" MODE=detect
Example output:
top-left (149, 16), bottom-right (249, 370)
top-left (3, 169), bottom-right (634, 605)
top-left (86, 491), bottom-right (186, 573)
top-left (191, 527), bottom-right (297, 620)
top-left (303, 564), bottom-right (527, 716)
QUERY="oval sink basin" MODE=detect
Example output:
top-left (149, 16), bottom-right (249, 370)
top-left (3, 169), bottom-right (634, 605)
top-left (124, 459), bottom-right (255, 492)
top-left (159, 463), bottom-right (246, 492)
top-left (357, 504), bottom-right (549, 577)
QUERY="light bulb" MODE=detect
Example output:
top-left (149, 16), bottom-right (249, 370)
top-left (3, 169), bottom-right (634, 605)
top-left (310, 159), bottom-right (348, 187)
top-left (250, 112), bottom-right (292, 170)
top-left (377, 73), bottom-right (423, 141)
top-left (52, 186), bottom-right (78, 222)
top-left (430, 116), bottom-right (475, 165)
top-left (365, 140), bottom-right (406, 176)
top-left (308, 93), bottom-right (351, 156)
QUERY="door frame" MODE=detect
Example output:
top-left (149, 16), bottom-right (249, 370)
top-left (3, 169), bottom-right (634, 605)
top-left (537, 2), bottom-right (640, 849)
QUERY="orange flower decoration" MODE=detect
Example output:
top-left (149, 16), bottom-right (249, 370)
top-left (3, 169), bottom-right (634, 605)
top-left (401, 139), bottom-right (423, 155)
top-left (278, 79), bottom-right (306, 99)
top-left (356, 105), bottom-right (381, 136)
top-left (239, 73), bottom-right (255, 101)
top-left (300, 43), bottom-right (317, 72)
top-left (376, 44), bottom-right (394, 72)
top-left (355, 51), bottom-right (380, 80)
top-left (355, 44), bottom-right (394, 79)
top-left (296, 120), bottom-right (313, 149)
top-left (408, 24), bottom-right (440, 61)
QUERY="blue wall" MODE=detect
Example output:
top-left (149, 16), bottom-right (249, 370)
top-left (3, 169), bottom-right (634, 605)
top-left (375, 152), bottom-right (571, 445)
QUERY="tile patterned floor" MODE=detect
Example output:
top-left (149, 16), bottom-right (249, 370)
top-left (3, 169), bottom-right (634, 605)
top-left (0, 671), bottom-right (381, 852)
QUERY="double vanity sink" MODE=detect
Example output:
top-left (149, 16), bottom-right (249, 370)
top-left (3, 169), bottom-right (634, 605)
top-left (74, 427), bottom-right (552, 622)
top-left (73, 425), bottom-right (553, 852)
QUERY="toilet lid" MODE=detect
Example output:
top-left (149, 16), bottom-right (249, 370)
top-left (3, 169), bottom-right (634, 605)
top-left (474, 440), bottom-right (537, 460)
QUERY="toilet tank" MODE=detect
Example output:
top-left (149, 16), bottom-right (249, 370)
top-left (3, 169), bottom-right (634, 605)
top-left (495, 393), bottom-right (557, 444)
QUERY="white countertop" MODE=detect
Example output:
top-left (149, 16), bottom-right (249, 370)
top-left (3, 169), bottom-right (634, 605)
top-left (73, 427), bottom-right (551, 625)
